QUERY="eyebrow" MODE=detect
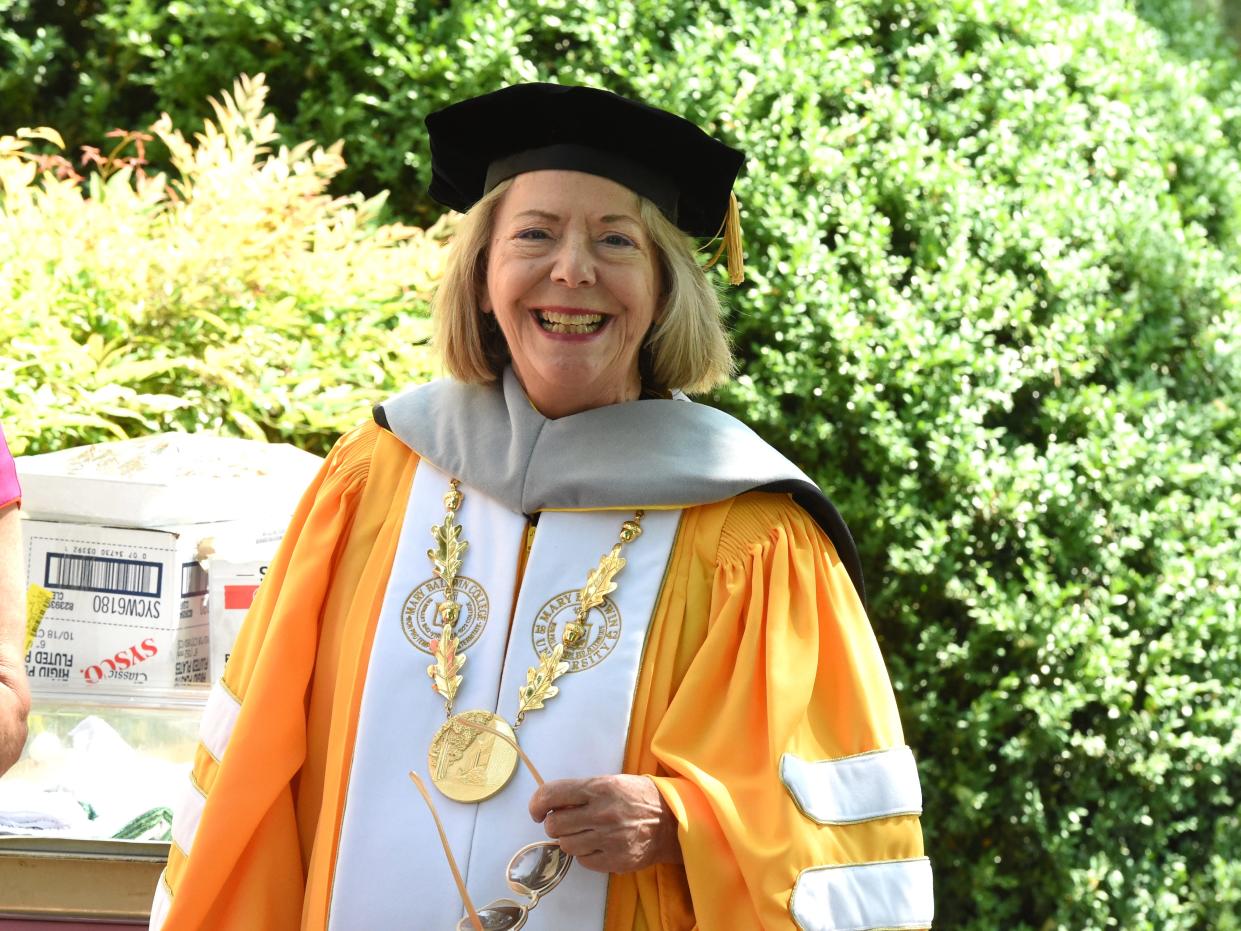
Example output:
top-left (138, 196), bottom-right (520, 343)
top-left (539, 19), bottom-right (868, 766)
top-left (513, 209), bottom-right (560, 222)
top-left (512, 209), bottom-right (643, 228)
top-left (599, 213), bottom-right (642, 227)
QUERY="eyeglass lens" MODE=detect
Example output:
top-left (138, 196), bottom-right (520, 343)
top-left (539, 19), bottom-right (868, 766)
top-left (508, 842), bottom-right (571, 903)
top-left (454, 842), bottom-right (573, 930)
top-left (457, 902), bottom-right (527, 931)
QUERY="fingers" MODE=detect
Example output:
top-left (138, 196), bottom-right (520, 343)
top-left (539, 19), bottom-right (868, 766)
top-left (556, 841), bottom-right (639, 874)
top-left (528, 778), bottom-right (590, 823)
top-left (528, 779), bottom-right (606, 865)
top-left (543, 830), bottom-right (616, 873)
top-left (555, 829), bottom-right (602, 860)
top-left (575, 850), bottom-right (614, 873)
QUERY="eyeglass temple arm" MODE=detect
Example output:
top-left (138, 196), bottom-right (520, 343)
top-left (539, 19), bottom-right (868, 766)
top-left (407, 772), bottom-right (485, 931)
top-left (454, 718), bottom-right (545, 787)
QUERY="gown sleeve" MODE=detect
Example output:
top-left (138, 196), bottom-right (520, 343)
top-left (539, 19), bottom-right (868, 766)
top-left (149, 423), bottom-right (379, 930)
top-left (636, 492), bottom-right (932, 930)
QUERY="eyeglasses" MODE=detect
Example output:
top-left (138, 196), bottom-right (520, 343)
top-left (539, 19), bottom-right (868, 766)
top-left (409, 719), bottom-right (573, 931)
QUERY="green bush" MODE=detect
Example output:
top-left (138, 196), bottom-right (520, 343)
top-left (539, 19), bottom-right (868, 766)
top-left (1, 0), bottom-right (529, 220)
top-left (706, 3), bottom-right (1241, 929)
top-left (4, 1), bottom-right (1240, 928)
top-left (0, 75), bottom-right (443, 456)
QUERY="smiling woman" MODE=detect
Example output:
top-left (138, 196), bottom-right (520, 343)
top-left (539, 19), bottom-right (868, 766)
top-left (151, 83), bottom-right (932, 931)
top-left (433, 170), bottom-right (734, 403)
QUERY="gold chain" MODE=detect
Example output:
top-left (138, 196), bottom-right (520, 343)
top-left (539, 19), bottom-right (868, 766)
top-left (514, 510), bottom-right (644, 725)
top-left (423, 478), bottom-right (645, 727)
top-left (426, 480), bottom-right (468, 716)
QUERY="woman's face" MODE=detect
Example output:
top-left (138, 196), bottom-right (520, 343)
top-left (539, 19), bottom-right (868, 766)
top-left (483, 170), bottom-right (663, 418)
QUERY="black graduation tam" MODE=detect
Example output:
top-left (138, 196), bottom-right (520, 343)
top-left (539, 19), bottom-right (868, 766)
top-left (425, 83), bottom-right (745, 242)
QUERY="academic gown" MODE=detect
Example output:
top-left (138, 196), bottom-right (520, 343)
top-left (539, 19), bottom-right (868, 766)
top-left (151, 375), bottom-right (930, 931)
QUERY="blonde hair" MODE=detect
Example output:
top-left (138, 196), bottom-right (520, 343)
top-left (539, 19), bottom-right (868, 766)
top-left (432, 178), bottom-right (734, 394)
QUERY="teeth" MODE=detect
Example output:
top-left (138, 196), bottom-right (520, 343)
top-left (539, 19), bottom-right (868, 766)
top-left (540, 311), bottom-right (603, 325)
top-left (536, 310), bottom-right (605, 334)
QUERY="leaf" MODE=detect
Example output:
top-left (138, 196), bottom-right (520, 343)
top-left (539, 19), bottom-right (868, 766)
top-left (38, 413), bottom-right (130, 440)
top-left (17, 126), bottom-right (65, 149)
top-left (427, 622), bottom-right (466, 709)
top-left (428, 513), bottom-right (468, 582)
top-left (99, 357), bottom-right (190, 382)
top-left (578, 552), bottom-right (625, 615)
top-left (229, 409), bottom-right (268, 441)
top-left (130, 393), bottom-right (195, 412)
top-left (517, 644), bottom-right (570, 720)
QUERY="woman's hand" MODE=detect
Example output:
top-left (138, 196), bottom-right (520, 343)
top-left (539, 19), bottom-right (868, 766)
top-left (529, 774), bottom-right (682, 873)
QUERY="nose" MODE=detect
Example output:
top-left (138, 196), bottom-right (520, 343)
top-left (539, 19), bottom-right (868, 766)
top-left (550, 234), bottom-right (596, 288)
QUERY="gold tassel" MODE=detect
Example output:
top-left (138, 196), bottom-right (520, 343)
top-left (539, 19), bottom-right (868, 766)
top-left (722, 191), bottom-right (744, 285)
top-left (703, 191), bottom-right (745, 285)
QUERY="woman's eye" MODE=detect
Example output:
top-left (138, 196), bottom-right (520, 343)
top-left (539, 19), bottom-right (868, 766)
top-left (601, 233), bottom-right (636, 248)
top-left (516, 228), bottom-right (550, 241)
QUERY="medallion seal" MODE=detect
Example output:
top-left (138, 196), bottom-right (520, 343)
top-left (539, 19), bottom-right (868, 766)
top-left (402, 576), bottom-right (489, 654)
top-left (428, 710), bottom-right (519, 802)
top-left (531, 590), bottom-right (622, 673)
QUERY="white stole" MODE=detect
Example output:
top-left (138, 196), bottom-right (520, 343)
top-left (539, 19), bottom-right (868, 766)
top-left (328, 463), bottom-right (680, 930)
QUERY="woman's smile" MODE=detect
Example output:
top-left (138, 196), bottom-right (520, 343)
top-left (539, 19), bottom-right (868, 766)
top-left (531, 307), bottom-right (609, 337)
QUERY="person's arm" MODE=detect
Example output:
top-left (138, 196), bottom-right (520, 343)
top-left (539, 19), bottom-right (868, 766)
top-left (0, 501), bottom-right (32, 775)
top-left (616, 492), bottom-right (932, 930)
top-left (659, 493), bottom-right (931, 928)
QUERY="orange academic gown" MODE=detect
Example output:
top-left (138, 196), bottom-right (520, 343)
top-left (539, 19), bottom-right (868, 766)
top-left (153, 420), bottom-right (927, 930)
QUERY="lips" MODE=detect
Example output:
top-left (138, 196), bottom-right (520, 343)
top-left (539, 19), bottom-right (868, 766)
top-left (533, 308), bottom-right (607, 334)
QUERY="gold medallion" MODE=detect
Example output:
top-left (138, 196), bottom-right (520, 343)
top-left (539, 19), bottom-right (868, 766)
top-left (428, 710), bottom-right (519, 802)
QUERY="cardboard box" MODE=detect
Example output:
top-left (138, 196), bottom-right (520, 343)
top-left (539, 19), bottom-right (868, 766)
top-left (20, 519), bottom-right (280, 689)
top-left (15, 432), bottom-right (322, 528)
top-left (208, 557), bottom-right (271, 681)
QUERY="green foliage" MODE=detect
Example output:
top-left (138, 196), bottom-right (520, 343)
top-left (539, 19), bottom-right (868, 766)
top-left (0, 75), bottom-right (443, 456)
top-left (2, 0), bottom-right (522, 220)
top-left (703, 3), bottom-right (1241, 929)
top-left (4, 1), bottom-right (1241, 928)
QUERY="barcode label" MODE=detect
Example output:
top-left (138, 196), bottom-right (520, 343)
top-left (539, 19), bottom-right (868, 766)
top-left (181, 562), bottom-right (208, 597)
top-left (44, 553), bottom-right (163, 598)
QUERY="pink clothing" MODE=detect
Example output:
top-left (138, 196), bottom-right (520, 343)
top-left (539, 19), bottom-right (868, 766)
top-left (0, 424), bottom-right (19, 509)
